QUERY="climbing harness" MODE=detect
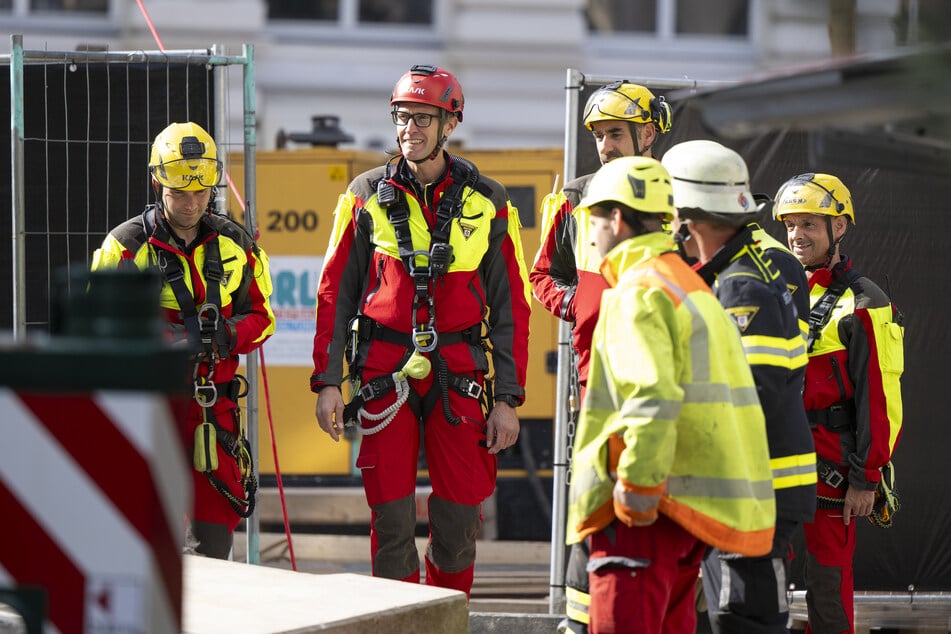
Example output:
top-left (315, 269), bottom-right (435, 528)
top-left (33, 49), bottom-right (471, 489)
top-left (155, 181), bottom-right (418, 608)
top-left (192, 374), bottom-right (257, 518)
top-left (148, 211), bottom-right (257, 517)
top-left (815, 458), bottom-right (899, 528)
top-left (808, 267), bottom-right (900, 527)
top-left (343, 156), bottom-right (493, 431)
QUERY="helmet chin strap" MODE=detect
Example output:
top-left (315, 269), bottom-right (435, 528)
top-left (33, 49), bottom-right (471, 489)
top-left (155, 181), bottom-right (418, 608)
top-left (629, 122), bottom-right (653, 157)
top-left (630, 123), bottom-right (643, 156)
top-left (420, 134), bottom-right (447, 164)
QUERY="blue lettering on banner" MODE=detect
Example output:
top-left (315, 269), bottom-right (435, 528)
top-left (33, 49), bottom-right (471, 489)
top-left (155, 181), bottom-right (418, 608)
top-left (266, 255), bottom-right (324, 367)
top-left (274, 270), bottom-right (318, 307)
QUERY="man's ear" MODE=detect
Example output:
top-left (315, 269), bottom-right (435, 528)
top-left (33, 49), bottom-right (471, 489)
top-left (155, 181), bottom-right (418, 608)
top-left (640, 123), bottom-right (657, 150)
top-left (609, 207), bottom-right (624, 236)
top-left (441, 113), bottom-right (459, 137)
top-left (610, 207), bottom-right (636, 240)
top-left (832, 215), bottom-right (849, 239)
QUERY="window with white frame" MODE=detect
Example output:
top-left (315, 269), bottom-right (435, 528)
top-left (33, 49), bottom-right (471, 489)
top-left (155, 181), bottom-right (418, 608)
top-left (586, 0), bottom-right (749, 38)
top-left (1, 0), bottom-right (108, 14)
top-left (268, 0), bottom-right (434, 26)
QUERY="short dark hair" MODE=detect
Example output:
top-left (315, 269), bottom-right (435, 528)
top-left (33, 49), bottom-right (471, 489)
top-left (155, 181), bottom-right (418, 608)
top-left (590, 201), bottom-right (663, 234)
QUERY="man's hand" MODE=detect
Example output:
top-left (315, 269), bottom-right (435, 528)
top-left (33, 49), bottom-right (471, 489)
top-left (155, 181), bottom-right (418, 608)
top-left (485, 402), bottom-right (520, 455)
top-left (842, 485), bottom-right (876, 525)
top-left (315, 386), bottom-right (345, 442)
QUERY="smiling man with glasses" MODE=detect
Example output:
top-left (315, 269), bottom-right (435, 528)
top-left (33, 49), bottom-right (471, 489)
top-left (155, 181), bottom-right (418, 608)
top-left (310, 64), bottom-right (531, 598)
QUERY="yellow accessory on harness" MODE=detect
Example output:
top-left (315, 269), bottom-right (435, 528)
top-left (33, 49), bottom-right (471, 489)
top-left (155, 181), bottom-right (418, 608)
top-left (870, 461), bottom-right (899, 528)
top-left (194, 420), bottom-right (218, 472)
top-left (398, 349), bottom-right (432, 380)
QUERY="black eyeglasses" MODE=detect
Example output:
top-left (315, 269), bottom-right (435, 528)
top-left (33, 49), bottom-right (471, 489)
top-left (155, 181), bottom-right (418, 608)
top-left (392, 110), bottom-right (436, 128)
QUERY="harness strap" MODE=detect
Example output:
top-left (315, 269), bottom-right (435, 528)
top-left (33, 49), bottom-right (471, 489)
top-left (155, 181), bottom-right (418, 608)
top-left (194, 401), bottom-right (257, 518)
top-left (816, 456), bottom-right (848, 490)
top-left (343, 370), bottom-right (483, 427)
top-left (381, 157), bottom-right (478, 303)
top-left (348, 157), bottom-right (488, 429)
top-left (156, 236), bottom-right (224, 353)
top-left (807, 268), bottom-right (859, 352)
top-left (806, 402), bottom-right (854, 431)
top-left (357, 316), bottom-right (481, 348)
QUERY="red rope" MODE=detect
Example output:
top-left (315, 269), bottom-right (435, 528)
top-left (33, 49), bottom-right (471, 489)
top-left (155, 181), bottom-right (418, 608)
top-left (134, 0), bottom-right (166, 51)
top-left (259, 348), bottom-right (298, 571)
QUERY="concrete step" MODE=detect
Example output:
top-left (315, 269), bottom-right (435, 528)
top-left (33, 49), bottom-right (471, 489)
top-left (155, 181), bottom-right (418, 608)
top-left (183, 554), bottom-right (468, 633)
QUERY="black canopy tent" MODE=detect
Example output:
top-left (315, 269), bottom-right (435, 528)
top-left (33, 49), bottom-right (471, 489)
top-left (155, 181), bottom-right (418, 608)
top-left (661, 45), bottom-right (951, 592)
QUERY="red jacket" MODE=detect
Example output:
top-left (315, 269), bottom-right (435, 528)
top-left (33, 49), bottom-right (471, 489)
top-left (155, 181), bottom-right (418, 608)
top-left (529, 174), bottom-right (607, 386)
top-left (804, 256), bottom-right (904, 488)
top-left (311, 154), bottom-right (530, 400)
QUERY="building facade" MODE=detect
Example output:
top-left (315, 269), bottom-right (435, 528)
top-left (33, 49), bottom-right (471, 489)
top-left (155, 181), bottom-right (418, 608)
top-left (2, 0), bottom-right (906, 151)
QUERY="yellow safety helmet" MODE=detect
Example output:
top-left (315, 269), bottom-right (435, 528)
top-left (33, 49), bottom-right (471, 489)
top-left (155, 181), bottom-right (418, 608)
top-left (149, 122), bottom-right (222, 191)
top-left (773, 173), bottom-right (855, 224)
top-left (577, 156), bottom-right (675, 221)
top-left (583, 81), bottom-right (672, 134)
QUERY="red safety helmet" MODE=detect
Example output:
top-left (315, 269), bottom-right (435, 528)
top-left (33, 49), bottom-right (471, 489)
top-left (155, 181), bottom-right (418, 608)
top-left (390, 64), bottom-right (464, 122)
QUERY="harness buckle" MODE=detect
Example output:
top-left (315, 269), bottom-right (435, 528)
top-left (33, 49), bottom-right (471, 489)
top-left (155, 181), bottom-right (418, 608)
top-left (358, 376), bottom-right (391, 402)
top-left (198, 303), bottom-right (220, 332)
top-left (459, 378), bottom-right (482, 400)
top-left (407, 250), bottom-right (432, 280)
top-left (194, 377), bottom-right (218, 408)
top-left (157, 251), bottom-right (184, 283)
top-left (818, 463), bottom-right (846, 489)
top-left (413, 326), bottom-right (438, 352)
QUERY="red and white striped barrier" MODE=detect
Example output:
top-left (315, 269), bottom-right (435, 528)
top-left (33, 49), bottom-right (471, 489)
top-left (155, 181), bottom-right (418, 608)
top-left (0, 389), bottom-right (191, 633)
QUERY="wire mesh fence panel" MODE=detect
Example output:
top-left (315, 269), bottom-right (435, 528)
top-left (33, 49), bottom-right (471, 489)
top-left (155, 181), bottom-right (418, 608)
top-left (3, 43), bottom-right (250, 334)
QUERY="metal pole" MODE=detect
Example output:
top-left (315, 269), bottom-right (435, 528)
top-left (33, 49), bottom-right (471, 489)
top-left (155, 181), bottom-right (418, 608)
top-left (10, 35), bottom-right (26, 338)
top-left (241, 43), bottom-right (261, 566)
top-left (548, 66), bottom-right (584, 616)
top-left (0, 48), bottom-right (246, 65)
top-left (212, 43), bottom-right (228, 218)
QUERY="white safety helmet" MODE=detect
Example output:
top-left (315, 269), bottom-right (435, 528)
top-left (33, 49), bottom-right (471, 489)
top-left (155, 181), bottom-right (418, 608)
top-left (661, 139), bottom-right (762, 226)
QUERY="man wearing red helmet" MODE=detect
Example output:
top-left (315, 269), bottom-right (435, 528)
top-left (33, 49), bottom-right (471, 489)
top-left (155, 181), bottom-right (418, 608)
top-left (311, 65), bottom-right (531, 596)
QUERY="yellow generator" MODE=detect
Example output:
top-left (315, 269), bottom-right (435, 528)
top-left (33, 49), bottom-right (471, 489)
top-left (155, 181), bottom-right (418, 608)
top-left (228, 146), bottom-right (564, 491)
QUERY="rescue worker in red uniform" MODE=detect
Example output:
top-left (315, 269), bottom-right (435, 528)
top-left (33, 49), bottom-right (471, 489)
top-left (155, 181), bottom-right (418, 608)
top-left (567, 156), bottom-right (776, 634)
top-left (310, 65), bottom-right (531, 597)
top-left (91, 122), bottom-right (276, 559)
top-left (529, 81), bottom-right (672, 634)
top-left (663, 140), bottom-right (817, 633)
top-left (773, 173), bottom-right (904, 634)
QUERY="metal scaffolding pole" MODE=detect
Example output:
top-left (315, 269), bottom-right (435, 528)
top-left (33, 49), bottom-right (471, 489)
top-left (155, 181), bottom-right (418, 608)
top-left (9, 35), bottom-right (25, 338)
top-left (241, 43), bottom-right (261, 566)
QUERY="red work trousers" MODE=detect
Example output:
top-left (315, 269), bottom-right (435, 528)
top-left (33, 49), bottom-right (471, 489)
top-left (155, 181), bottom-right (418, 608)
top-left (587, 514), bottom-right (706, 634)
top-left (803, 495), bottom-right (856, 634)
top-left (356, 341), bottom-right (496, 596)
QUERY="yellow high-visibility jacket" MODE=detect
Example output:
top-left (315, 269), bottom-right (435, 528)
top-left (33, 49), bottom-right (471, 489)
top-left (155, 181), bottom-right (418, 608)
top-left (566, 231), bottom-right (776, 557)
